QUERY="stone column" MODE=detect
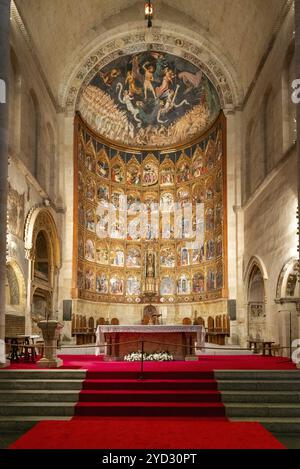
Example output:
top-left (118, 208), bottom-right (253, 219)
top-left (0, 0), bottom-right (11, 367)
top-left (296, 0), bottom-right (300, 369)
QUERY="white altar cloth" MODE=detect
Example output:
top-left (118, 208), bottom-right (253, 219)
top-left (95, 325), bottom-right (206, 356)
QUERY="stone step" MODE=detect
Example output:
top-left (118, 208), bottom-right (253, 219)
top-left (221, 391), bottom-right (300, 403)
top-left (215, 370), bottom-right (300, 380)
top-left (0, 402), bottom-right (75, 417)
top-left (78, 389), bottom-right (221, 403)
top-left (83, 378), bottom-right (218, 391)
top-left (0, 416), bottom-right (72, 432)
top-left (0, 380), bottom-right (83, 390)
top-left (225, 403), bottom-right (300, 418)
top-left (75, 401), bottom-right (225, 417)
top-left (0, 390), bottom-right (80, 402)
top-left (0, 370), bottom-right (86, 380)
top-left (218, 380), bottom-right (300, 391)
top-left (229, 417), bottom-right (300, 434)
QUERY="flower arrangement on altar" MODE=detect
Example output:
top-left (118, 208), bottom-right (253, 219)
top-left (124, 351), bottom-right (174, 361)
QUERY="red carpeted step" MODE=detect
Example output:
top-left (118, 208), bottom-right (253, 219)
top-left (85, 371), bottom-right (215, 380)
top-left (78, 389), bottom-right (222, 402)
top-left (74, 401), bottom-right (226, 417)
top-left (82, 378), bottom-right (219, 390)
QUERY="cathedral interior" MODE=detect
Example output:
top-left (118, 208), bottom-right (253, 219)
top-left (0, 0), bottom-right (300, 452)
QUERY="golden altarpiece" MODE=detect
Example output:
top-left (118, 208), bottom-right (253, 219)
top-left (72, 112), bottom-right (228, 324)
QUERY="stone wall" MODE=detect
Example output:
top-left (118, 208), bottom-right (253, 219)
top-left (240, 7), bottom-right (299, 350)
top-left (5, 16), bottom-right (62, 335)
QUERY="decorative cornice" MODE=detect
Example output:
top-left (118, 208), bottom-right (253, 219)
top-left (10, 1), bottom-right (62, 113)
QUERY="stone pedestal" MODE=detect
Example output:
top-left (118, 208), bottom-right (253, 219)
top-left (37, 320), bottom-right (64, 368)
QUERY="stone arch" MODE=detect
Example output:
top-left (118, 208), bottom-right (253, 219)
top-left (24, 206), bottom-right (61, 268)
top-left (275, 258), bottom-right (300, 357)
top-left (5, 259), bottom-right (26, 313)
top-left (59, 21), bottom-right (241, 113)
top-left (244, 256), bottom-right (268, 285)
top-left (244, 256), bottom-right (268, 341)
top-left (24, 206), bottom-right (61, 332)
top-left (276, 258), bottom-right (299, 300)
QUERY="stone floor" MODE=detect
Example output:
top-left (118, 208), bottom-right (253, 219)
top-left (274, 433), bottom-right (300, 449)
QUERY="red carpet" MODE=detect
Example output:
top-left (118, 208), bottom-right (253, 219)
top-left (74, 369), bottom-right (226, 417)
top-left (8, 357), bottom-right (290, 449)
top-left (10, 418), bottom-right (284, 449)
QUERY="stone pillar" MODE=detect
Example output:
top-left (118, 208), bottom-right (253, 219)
top-left (37, 320), bottom-right (64, 368)
top-left (0, 0), bottom-right (11, 367)
top-left (295, 0), bottom-right (300, 369)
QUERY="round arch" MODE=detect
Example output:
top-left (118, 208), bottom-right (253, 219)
top-left (244, 256), bottom-right (268, 341)
top-left (59, 21), bottom-right (242, 113)
top-left (5, 258), bottom-right (26, 312)
top-left (24, 206), bottom-right (61, 332)
top-left (24, 205), bottom-right (61, 268)
top-left (276, 257), bottom-right (299, 300)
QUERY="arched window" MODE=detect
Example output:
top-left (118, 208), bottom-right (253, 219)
top-left (247, 264), bottom-right (266, 340)
top-left (34, 231), bottom-right (50, 282)
top-left (244, 116), bottom-right (264, 199)
top-left (46, 122), bottom-right (56, 198)
top-left (28, 90), bottom-right (40, 179)
top-left (9, 49), bottom-right (21, 152)
top-left (244, 120), bottom-right (254, 202)
top-left (263, 87), bottom-right (275, 174)
top-left (282, 42), bottom-right (297, 152)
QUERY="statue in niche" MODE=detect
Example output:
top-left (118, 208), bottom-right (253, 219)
top-left (146, 251), bottom-right (156, 278)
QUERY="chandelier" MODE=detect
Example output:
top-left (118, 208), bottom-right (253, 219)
top-left (145, 1), bottom-right (153, 28)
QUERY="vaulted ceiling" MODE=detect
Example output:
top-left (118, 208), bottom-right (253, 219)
top-left (14, 0), bottom-right (290, 104)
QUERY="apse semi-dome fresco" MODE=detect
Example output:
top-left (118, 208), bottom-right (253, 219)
top-left (78, 51), bottom-right (221, 148)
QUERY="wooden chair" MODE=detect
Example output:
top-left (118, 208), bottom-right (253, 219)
top-left (35, 340), bottom-right (44, 358)
top-left (270, 343), bottom-right (281, 356)
top-left (207, 316), bottom-right (215, 344)
top-left (195, 316), bottom-right (205, 326)
top-left (71, 314), bottom-right (76, 334)
top-left (88, 317), bottom-right (95, 332)
top-left (142, 316), bottom-right (150, 325)
top-left (222, 314), bottom-right (230, 335)
top-left (82, 316), bottom-right (87, 332)
top-left (182, 317), bottom-right (192, 325)
top-left (96, 317), bottom-right (105, 326)
top-left (111, 317), bottom-right (119, 325)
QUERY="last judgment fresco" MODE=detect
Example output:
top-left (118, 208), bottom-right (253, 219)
top-left (78, 51), bottom-right (220, 148)
top-left (73, 112), bottom-right (227, 304)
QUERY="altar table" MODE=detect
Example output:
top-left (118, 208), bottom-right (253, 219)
top-left (95, 325), bottom-right (206, 360)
